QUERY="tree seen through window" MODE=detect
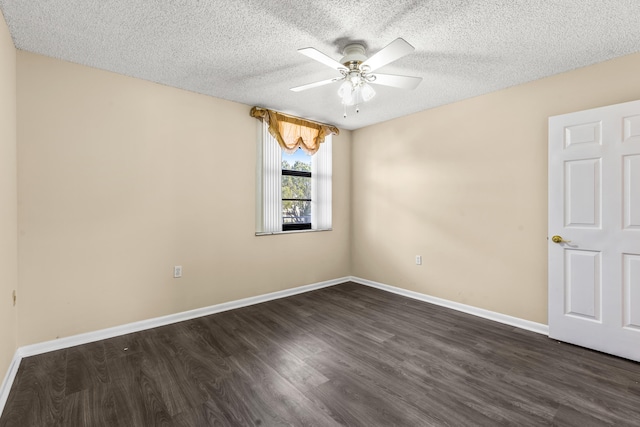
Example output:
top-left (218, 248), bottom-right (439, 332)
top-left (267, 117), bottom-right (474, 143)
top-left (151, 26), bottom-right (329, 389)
top-left (282, 148), bottom-right (311, 230)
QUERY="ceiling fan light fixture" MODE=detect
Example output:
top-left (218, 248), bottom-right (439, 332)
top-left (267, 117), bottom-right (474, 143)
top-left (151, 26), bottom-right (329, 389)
top-left (347, 70), bottom-right (363, 85)
top-left (338, 80), bottom-right (376, 106)
top-left (338, 80), bottom-right (355, 105)
top-left (359, 83), bottom-right (376, 102)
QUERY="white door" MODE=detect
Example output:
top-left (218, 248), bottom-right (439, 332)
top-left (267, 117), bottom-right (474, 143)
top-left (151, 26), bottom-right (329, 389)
top-left (549, 99), bottom-right (640, 362)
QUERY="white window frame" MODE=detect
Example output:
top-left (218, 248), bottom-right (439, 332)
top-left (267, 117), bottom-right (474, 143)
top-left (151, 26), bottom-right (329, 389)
top-left (256, 121), bottom-right (332, 234)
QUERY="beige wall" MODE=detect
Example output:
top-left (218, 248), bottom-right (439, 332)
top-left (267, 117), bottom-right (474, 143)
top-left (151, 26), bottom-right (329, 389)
top-left (16, 52), bottom-right (351, 346)
top-left (351, 52), bottom-right (640, 324)
top-left (0, 10), bottom-right (17, 378)
top-left (7, 40), bottom-right (640, 361)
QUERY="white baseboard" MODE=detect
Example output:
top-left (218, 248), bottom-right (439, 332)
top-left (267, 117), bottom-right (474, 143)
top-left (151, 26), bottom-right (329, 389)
top-left (0, 351), bottom-right (22, 418)
top-left (349, 276), bottom-right (549, 335)
top-left (19, 277), bottom-right (348, 358)
top-left (0, 276), bottom-right (347, 416)
top-left (1, 275), bottom-right (548, 416)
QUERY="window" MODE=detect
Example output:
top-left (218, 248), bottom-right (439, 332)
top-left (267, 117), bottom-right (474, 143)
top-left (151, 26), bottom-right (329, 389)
top-left (282, 149), bottom-right (312, 231)
top-left (256, 121), bottom-right (332, 234)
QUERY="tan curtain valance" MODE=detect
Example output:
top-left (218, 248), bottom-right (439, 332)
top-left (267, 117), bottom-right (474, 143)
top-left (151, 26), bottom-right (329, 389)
top-left (250, 107), bottom-right (339, 155)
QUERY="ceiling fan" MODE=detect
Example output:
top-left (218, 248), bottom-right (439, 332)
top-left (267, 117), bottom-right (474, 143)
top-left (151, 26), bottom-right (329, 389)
top-left (290, 38), bottom-right (422, 117)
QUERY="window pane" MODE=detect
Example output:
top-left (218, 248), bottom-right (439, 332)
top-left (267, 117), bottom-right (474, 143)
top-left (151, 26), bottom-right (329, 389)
top-left (282, 148), bottom-right (311, 172)
top-left (282, 175), bottom-right (311, 200)
top-left (283, 200), bottom-right (311, 224)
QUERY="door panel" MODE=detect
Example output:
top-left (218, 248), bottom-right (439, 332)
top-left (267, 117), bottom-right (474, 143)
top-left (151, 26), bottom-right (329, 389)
top-left (549, 99), bottom-right (640, 362)
top-left (624, 154), bottom-right (640, 229)
top-left (623, 254), bottom-right (640, 330)
top-left (564, 158), bottom-right (601, 227)
top-left (623, 114), bottom-right (640, 142)
top-left (564, 121), bottom-right (601, 148)
top-left (564, 250), bottom-right (601, 321)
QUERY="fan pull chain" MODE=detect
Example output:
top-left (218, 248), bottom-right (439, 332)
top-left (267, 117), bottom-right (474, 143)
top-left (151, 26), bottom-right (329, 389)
top-left (343, 103), bottom-right (347, 118)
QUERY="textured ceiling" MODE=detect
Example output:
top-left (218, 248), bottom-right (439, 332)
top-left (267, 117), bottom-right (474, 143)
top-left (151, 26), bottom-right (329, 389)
top-left (1, 0), bottom-right (639, 130)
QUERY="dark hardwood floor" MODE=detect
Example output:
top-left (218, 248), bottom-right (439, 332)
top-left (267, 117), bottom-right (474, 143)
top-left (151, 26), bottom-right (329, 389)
top-left (1, 282), bottom-right (639, 426)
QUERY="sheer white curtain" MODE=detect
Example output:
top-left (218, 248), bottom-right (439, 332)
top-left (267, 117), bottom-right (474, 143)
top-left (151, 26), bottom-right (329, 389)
top-left (311, 137), bottom-right (332, 230)
top-left (258, 122), bottom-right (282, 233)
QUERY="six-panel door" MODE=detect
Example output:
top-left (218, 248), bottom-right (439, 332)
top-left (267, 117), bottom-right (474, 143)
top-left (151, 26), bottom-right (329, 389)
top-left (549, 100), bottom-right (640, 362)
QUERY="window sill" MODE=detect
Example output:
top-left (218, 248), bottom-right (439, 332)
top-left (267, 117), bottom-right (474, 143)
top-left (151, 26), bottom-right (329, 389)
top-left (255, 228), bottom-right (332, 236)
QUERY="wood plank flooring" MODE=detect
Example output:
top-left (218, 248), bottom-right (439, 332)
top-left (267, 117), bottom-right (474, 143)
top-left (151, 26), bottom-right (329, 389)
top-left (1, 282), bottom-right (639, 426)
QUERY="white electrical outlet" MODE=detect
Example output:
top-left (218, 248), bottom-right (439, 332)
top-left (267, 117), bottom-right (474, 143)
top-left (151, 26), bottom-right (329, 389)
top-left (415, 255), bottom-right (422, 265)
top-left (174, 265), bottom-right (182, 278)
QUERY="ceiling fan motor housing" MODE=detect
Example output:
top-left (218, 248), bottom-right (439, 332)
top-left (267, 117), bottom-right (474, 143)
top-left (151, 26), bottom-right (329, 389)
top-left (340, 44), bottom-right (367, 66)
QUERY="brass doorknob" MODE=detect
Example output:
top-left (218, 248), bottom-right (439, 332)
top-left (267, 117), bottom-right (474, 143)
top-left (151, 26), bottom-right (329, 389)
top-left (551, 235), bottom-right (571, 244)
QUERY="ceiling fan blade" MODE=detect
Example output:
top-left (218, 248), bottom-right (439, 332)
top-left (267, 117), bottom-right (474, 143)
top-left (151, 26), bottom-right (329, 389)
top-left (290, 77), bottom-right (344, 92)
top-left (298, 47), bottom-right (347, 71)
top-left (369, 73), bottom-right (422, 90)
top-left (361, 38), bottom-right (415, 72)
